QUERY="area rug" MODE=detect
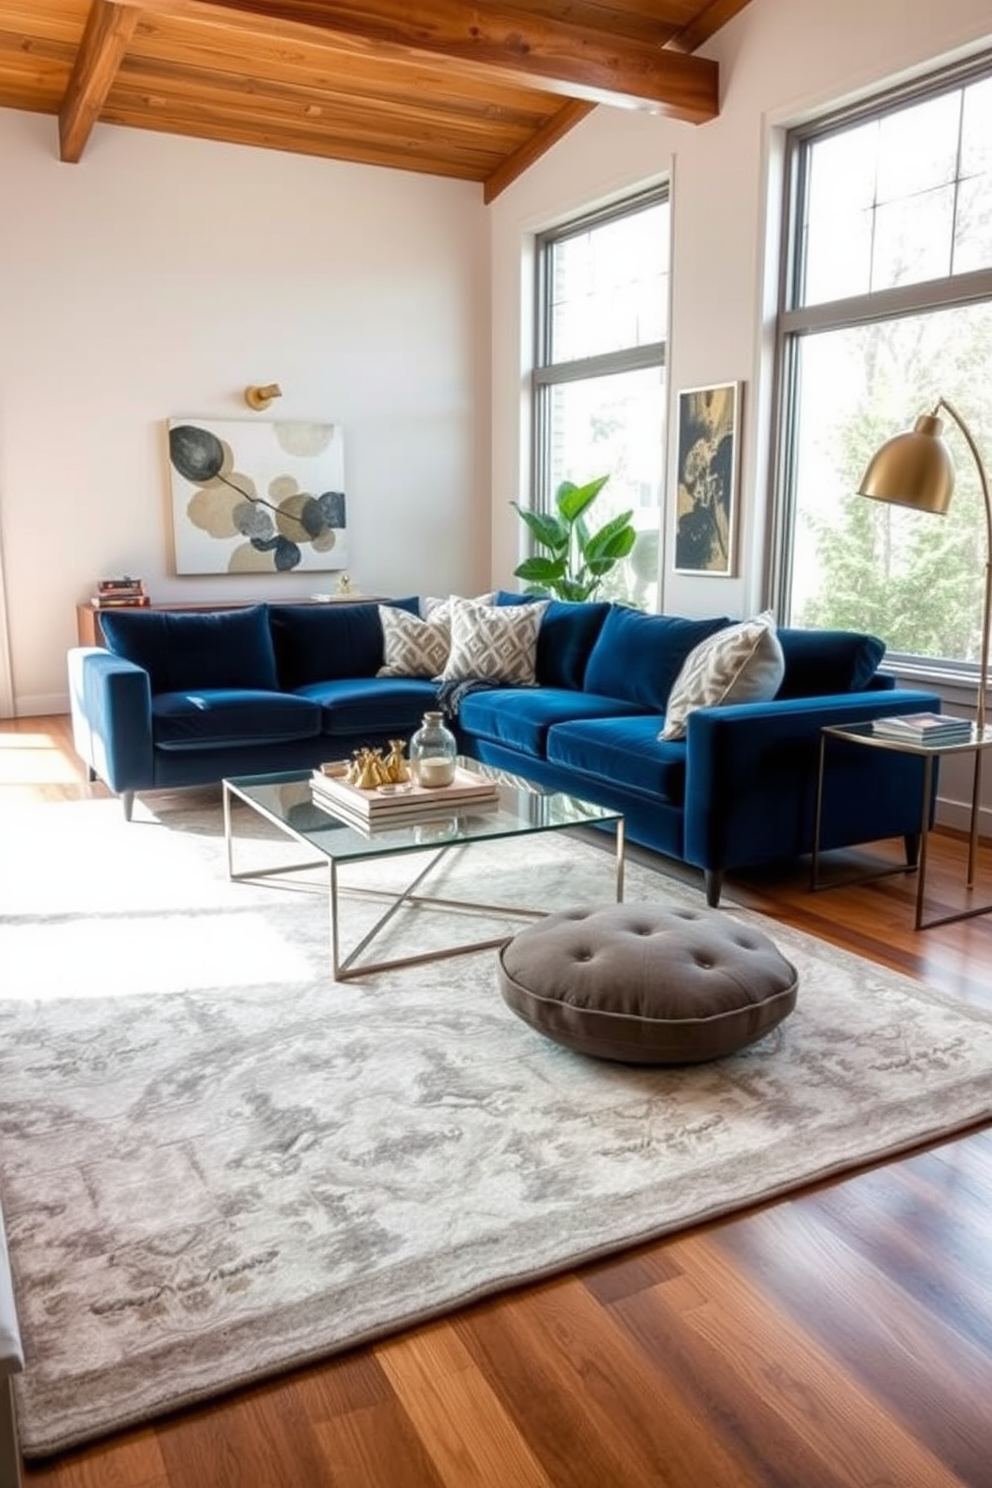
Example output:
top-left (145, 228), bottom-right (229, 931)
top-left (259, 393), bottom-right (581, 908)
top-left (1, 791), bottom-right (991, 1457)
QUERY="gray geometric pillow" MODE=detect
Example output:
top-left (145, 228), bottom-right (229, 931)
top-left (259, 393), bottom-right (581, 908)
top-left (441, 598), bottom-right (548, 684)
top-left (377, 605), bottom-right (451, 678)
top-left (658, 610), bottom-right (785, 740)
top-left (422, 592), bottom-right (494, 619)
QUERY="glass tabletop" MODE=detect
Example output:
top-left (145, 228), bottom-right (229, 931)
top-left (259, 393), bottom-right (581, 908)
top-left (223, 761), bottom-right (621, 863)
top-left (823, 720), bottom-right (992, 755)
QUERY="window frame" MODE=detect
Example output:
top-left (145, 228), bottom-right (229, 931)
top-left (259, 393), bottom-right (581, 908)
top-left (771, 49), bottom-right (992, 682)
top-left (531, 186), bottom-right (669, 517)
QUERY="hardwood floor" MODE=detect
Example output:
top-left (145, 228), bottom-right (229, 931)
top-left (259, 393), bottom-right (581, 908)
top-left (4, 715), bottom-right (992, 1488)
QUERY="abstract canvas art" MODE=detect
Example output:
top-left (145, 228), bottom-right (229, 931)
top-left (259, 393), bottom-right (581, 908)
top-left (167, 419), bottom-right (347, 575)
top-left (673, 383), bottom-right (740, 576)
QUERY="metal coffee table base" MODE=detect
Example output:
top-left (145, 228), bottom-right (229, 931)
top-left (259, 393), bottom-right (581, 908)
top-left (224, 791), bottom-right (626, 980)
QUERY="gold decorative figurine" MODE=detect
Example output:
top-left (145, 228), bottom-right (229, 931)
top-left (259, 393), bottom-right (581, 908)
top-left (385, 740), bottom-right (410, 783)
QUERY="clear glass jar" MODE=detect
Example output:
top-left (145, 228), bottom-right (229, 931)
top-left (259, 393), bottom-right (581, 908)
top-left (409, 711), bottom-right (457, 788)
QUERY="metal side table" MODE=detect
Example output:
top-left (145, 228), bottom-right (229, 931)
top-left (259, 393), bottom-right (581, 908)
top-left (811, 720), bottom-right (992, 930)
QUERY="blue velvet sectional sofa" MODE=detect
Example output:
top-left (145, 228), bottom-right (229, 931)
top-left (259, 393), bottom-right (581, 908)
top-left (67, 595), bottom-right (943, 905)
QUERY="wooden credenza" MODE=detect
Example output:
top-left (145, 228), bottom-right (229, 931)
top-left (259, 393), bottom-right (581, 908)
top-left (76, 596), bottom-right (373, 646)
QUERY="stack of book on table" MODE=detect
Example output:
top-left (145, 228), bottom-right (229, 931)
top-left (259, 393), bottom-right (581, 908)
top-left (871, 712), bottom-right (972, 745)
top-left (310, 763), bottom-right (501, 831)
top-left (90, 576), bottom-right (149, 608)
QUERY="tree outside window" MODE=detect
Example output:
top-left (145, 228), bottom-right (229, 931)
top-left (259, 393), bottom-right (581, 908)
top-left (777, 60), bottom-right (992, 669)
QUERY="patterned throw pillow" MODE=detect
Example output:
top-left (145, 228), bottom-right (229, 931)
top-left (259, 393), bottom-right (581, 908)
top-left (441, 598), bottom-right (549, 684)
top-left (658, 610), bottom-right (785, 740)
top-left (377, 605), bottom-right (451, 678)
top-left (421, 592), bottom-right (494, 619)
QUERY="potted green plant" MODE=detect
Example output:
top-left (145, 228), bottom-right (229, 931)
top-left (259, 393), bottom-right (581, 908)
top-left (511, 475), bottom-right (637, 602)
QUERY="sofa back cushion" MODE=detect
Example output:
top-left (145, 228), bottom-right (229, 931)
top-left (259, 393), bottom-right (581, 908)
top-left (495, 592), bottom-right (611, 690)
top-left (269, 599), bottom-right (417, 690)
top-left (100, 604), bottom-right (279, 694)
top-left (775, 628), bottom-right (885, 698)
top-left (583, 607), bottom-right (730, 710)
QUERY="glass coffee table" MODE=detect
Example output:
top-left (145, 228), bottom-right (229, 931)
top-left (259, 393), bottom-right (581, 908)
top-left (222, 761), bottom-right (625, 980)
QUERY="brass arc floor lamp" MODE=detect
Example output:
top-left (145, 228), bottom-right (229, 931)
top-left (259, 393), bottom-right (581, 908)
top-left (859, 397), bottom-right (992, 885)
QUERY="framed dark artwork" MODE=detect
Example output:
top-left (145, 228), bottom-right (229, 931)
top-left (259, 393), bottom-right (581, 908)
top-left (673, 383), bottom-right (740, 576)
top-left (167, 419), bottom-right (347, 575)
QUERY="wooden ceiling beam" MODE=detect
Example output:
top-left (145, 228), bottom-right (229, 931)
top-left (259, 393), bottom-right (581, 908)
top-left (59, 1), bottom-right (141, 162)
top-left (134, 0), bottom-right (720, 120)
top-left (483, 98), bottom-right (595, 203)
top-left (665, 0), bottom-right (755, 53)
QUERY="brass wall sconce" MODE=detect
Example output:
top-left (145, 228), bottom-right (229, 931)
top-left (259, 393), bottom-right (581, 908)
top-left (244, 383), bottom-right (282, 411)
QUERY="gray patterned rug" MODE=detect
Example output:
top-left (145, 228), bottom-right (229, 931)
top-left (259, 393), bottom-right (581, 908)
top-left (1, 790), bottom-right (992, 1457)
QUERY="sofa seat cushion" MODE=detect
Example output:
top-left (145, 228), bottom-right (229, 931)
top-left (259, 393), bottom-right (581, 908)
top-left (101, 604), bottom-right (279, 693)
top-left (459, 687), bottom-right (645, 759)
top-left (583, 607), bottom-right (730, 711)
top-left (494, 593), bottom-right (612, 690)
top-left (547, 715), bottom-right (688, 803)
top-left (152, 689), bottom-right (322, 750)
top-left (299, 676), bottom-right (439, 738)
top-left (775, 628), bottom-right (885, 698)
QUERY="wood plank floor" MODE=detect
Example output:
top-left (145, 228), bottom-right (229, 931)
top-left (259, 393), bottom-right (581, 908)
top-left (3, 715), bottom-right (992, 1488)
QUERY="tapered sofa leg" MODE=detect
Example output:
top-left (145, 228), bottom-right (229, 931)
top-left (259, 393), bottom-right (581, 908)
top-left (704, 869), bottom-right (723, 908)
top-left (904, 832), bottom-right (920, 868)
top-left (121, 790), bottom-right (135, 822)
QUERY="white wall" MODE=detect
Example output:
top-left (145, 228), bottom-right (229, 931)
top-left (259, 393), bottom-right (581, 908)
top-left (0, 112), bottom-right (490, 715)
top-left (488, 0), bottom-right (992, 623)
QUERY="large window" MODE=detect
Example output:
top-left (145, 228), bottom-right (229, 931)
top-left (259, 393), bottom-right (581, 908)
top-left (775, 56), bottom-right (992, 675)
top-left (532, 190), bottom-right (669, 610)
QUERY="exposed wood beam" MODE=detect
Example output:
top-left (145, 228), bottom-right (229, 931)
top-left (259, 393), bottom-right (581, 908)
top-left (665, 0), bottom-right (755, 53)
top-left (484, 97), bottom-right (595, 204)
top-left (59, 1), bottom-right (141, 162)
top-left (134, 0), bottom-right (720, 120)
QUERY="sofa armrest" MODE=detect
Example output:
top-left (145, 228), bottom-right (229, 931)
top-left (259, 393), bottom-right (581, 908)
top-left (67, 646), bottom-right (154, 793)
top-left (682, 687), bottom-right (944, 874)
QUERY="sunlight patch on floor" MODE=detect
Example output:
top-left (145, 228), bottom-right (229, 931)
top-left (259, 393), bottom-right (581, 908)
top-left (0, 734), bottom-right (80, 785)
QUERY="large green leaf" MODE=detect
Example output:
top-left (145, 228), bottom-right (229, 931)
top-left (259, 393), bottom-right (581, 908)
top-left (584, 511), bottom-right (637, 567)
top-left (556, 475), bottom-right (610, 524)
top-left (557, 574), bottom-right (599, 601)
top-left (513, 555), bottom-right (567, 587)
top-left (510, 502), bottom-right (569, 555)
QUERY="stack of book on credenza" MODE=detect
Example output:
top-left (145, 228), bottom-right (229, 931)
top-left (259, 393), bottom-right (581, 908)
top-left (310, 763), bottom-right (500, 832)
top-left (871, 711), bottom-right (972, 745)
top-left (90, 576), bottom-right (149, 608)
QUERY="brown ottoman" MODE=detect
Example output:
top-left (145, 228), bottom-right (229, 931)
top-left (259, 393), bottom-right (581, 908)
top-left (496, 903), bottom-right (798, 1064)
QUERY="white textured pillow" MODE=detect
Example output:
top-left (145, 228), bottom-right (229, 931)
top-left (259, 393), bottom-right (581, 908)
top-left (422, 592), bottom-right (494, 620)
top-left (441, 598), bottom-right (548, 684)
top-left (658, 610), bottom-right (785, 741)
top-left (377, 605), bottom-right (451, 678)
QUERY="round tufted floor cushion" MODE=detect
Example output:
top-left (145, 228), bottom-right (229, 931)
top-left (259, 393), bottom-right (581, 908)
top-left (496, 902), bottom-right (798, 1064)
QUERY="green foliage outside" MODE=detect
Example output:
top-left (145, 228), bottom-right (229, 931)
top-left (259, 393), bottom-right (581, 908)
top-left (511, 475), bottom-right (637, 602)
top-left (795, 306), bottom-right (992, 662)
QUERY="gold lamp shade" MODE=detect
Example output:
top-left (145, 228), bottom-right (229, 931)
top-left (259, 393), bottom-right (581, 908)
top-left (858, 412), bottom-right (955, 515)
